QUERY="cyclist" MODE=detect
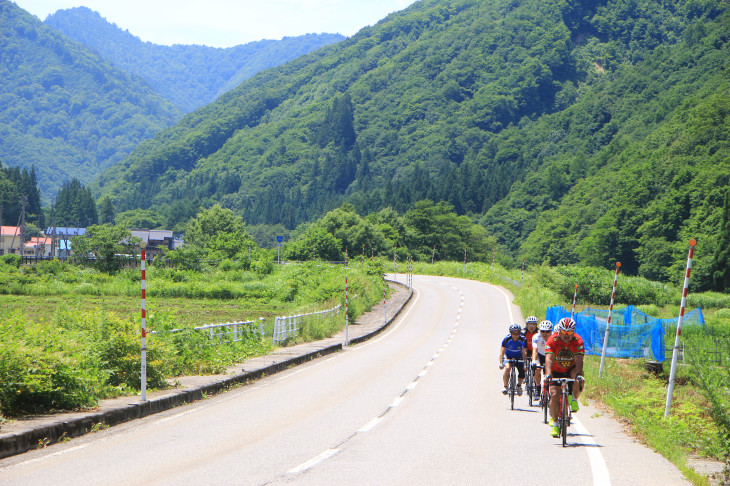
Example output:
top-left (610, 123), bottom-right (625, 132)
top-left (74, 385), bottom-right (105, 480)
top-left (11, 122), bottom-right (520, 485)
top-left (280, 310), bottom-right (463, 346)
top-left (499, 324), bottom-right (528, 396)
top-left (523, 316), bottom-right (539, 361)
top-left (544, 317), bottom-right (585, 437)
top-left (531, 320), bottom-right (553, 391)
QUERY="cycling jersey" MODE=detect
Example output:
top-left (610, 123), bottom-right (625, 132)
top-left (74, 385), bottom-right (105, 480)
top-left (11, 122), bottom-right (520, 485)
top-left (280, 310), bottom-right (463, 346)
top-left (523, 329), bottom-right (537, 351)
top-left (532, 332), bottom-right (547, 356)
top-left (501, 335), bottom-right (527, 359)
top-left (545, 333), bottom-right (584, 373)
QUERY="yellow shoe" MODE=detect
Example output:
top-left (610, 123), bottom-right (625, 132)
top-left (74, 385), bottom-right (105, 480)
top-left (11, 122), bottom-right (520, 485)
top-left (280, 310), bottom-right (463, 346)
top-left (550, 425), bottom-right (560, 438)
top-left (548, 417), bottom-right (554, 426)
top-left (570, 397), bottom-right (579, 412)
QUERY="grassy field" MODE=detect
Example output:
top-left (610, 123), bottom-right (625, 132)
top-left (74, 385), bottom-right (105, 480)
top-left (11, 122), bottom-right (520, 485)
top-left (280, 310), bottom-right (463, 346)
top-left (0, 258), bottom-right (387, 417)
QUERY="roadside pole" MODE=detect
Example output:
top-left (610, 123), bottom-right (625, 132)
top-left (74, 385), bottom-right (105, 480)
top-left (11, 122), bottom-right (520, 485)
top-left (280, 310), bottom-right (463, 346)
top-left (140, 241), bottom-right (147, 402)
top-left (599, 262), bottom-right (621, 378)
top-left (570, 285), bottom-right (579, 319)
top-left (383, 274), bottom-right (387, 324)
top-left (345, 275), bottom-right (349, 347)
top-left (665, 239), bottom-right (697, 417)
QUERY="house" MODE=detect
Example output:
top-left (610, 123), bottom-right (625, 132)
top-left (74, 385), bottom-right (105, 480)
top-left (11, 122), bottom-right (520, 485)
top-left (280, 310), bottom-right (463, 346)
top-left (130, 229), bottom-right (175, 258)
top-left (44, 227), bottom-right (86, 258)
top-left (23, 236), bottom-right (53, 257)
top-left (0, 226), bottom-right (22, 255)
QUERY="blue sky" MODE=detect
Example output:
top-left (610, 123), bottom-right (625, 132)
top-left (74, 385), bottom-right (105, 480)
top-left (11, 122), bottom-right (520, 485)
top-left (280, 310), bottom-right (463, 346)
top-left (13, 0), bottom-right (418, 47)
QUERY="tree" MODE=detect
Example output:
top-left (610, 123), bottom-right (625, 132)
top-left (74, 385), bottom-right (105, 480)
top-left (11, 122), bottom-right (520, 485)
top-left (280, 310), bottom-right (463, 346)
top-left (712, 191), bottom-right (730, 291)
top-left (99, 196), bottom-right (115, 225)
top-left (55, 179), bottom-right (98, 227)
top-left (71, 224), bottom-right (138, 273)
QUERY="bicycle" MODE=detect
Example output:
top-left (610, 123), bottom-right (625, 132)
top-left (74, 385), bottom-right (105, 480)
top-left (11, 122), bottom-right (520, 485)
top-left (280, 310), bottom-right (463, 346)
top-left (524, 358), bottom-right (538, 406)
top-left (502, 358), bottom-right (523, 410)
top-left (549, 377), bottom-right (583, 447)
top-left (533, 365), bottom-right (549, 423)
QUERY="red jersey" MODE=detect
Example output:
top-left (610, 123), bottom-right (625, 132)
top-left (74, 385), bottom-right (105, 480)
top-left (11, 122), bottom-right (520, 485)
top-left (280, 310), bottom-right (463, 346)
top-left (523, 330), bottom-right (537, 351)
top-left (545, 333), bottom-right (584, 373)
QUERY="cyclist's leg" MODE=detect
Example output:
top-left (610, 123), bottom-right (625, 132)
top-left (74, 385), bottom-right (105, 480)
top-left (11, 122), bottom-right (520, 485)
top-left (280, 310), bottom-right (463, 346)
top-left (569, 367), bottom-right (582, 401)
top-left (516, 361), bottom-right (526, 386)
top-left (503, 363), bottom-right (511, 388)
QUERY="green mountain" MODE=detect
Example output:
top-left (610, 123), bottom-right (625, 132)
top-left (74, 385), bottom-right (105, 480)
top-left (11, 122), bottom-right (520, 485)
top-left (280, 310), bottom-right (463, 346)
top-left (95, 0), bottom-right (729, 288)
top-left (0, 0), bottom-right (183, 199)
top-left (44, 7), bottom-right (345, 112)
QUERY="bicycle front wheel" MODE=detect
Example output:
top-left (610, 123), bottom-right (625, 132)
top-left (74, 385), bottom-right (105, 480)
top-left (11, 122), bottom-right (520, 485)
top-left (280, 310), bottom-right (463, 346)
top-left (509, 370), bottom-right (516, 410)
top-left (561, 391), bottom-right (568, 447)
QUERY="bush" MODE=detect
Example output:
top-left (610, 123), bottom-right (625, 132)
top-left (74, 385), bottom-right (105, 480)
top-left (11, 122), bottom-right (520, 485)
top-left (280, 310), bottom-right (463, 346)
top-left (1, 254), bottom-right (21, 267)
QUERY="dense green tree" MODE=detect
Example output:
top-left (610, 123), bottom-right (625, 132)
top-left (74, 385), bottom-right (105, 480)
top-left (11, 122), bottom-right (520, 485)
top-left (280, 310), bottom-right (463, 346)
top-left (115, 209), bottom-right (164, 230)
top-left (55, 179), bottom-right (98, 227)
top-left (71, 224), bottom-right (138, 273)
top-left (98, 196), bottom-right (115, 225)
top-left (711, 191), bottom-right (730, 291)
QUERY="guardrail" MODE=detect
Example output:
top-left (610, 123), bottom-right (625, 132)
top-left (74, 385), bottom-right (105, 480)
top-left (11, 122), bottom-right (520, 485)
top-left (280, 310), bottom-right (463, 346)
top-left (272, 304), bottom-right (342, 343)
top-left (150, 319), bottom-right (265, 344)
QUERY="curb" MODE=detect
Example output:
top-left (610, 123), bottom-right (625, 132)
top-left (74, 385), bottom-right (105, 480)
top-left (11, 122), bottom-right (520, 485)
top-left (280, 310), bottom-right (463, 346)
top-left (0, 280), bottom-right (412, 459)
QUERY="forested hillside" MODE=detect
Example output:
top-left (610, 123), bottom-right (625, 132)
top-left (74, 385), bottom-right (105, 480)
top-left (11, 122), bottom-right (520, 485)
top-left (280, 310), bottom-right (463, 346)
top-left (0, 0), bottom-right (182, 198)
top-left (93, 0), bottom-right (729, 288)
top-left (44, 7), bottom-right (345, 112)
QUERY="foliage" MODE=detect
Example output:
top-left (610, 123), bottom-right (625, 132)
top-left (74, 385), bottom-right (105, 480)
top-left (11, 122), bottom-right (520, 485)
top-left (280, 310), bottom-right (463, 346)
top-left (0, 259), bottom-right (383, 416)
top-left (70, 224), bottom-right (139, 273)
top-left (0, 162), bottom-right (43, 228)
top-left (45, 7), bottom-right (345, 112)
top-left (685, 330), bottom-right (730, 462)
top-left (53, 178), bottom-right (98, 227)
top-left (0, 1), bottom-right (183, 200)
top-left (88, 0), bottom-right (728, 293)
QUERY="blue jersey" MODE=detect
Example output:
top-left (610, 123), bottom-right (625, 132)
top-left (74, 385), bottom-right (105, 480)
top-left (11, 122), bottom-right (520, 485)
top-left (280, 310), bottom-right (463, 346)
top-left (501, 335), bottom-right (527, 359)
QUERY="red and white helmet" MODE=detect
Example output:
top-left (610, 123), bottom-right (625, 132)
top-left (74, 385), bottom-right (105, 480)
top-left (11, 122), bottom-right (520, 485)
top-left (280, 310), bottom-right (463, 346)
top-left (556, 317), bottom-right (576, 333)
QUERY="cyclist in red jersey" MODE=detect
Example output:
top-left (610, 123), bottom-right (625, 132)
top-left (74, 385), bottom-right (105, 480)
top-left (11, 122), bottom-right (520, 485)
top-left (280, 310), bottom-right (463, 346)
top-left (544, 317), bottom-right (584, 437)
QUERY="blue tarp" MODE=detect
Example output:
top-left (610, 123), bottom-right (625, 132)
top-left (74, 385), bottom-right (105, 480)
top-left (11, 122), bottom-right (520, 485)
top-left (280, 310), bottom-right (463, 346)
top-left (545, 306), bottom-right (705, 362)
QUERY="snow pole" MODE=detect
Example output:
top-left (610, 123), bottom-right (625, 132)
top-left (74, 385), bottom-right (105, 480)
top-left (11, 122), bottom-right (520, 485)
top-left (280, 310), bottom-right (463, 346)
top-left (140, 241), bottom-right (147, 402)
top-left (463, 245), bottom-right (467, 272)
top-left (665, 239), bottom-right (697, 418)
top-left (383, 274), bottom-right (387, 324)
top-left (599, 262), bottom-right (621, 378)
top-left (345, 275), bottom-right (349, 346)
top-left (431, 244), bottom-right (436, 264)
top-left (393, 243), bottom-right (397, 280)
top-left (570, 285), bottom-right (579, 319)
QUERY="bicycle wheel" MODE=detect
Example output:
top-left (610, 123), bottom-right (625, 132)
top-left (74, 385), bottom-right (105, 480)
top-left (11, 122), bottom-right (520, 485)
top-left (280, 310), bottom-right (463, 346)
top-left (561, 390), bottom-right (568, 447)
top-left (542, 387), bottom-right (548, 424)
top-left (527, 372), bottom-right (534, 407)
top-left (509, 369), bottom-right (516, 410)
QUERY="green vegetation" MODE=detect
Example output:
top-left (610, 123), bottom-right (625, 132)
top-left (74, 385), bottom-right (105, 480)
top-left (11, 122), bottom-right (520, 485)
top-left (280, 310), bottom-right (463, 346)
top-left (91, 0), bottom-right (729, 295)
top-left (45, 7), bottom-right (345, 113)
top-left (0, 258), bottom-right (385, 416)
top-left (0, 1), bottom-right (182, 198)
top-left (0, 161), bottom-right (43, 228)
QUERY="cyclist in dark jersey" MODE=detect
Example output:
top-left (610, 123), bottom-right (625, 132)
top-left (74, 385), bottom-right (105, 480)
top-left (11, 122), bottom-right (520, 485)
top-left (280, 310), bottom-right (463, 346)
top-left (499, 324), bottom-right (528, 395)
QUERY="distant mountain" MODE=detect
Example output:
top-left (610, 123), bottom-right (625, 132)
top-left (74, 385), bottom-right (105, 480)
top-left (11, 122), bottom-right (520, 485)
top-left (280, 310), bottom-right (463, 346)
top-left (94, 0), bottom-right (729, 287)
top-left (45, 7), bottom-right (346, 112)
top-left (0, 0), bottom-right (183, 199)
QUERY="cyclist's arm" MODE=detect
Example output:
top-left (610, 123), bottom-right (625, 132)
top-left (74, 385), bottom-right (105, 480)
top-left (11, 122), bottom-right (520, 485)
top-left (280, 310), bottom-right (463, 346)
top-left (544, 352), bottom-right (554, 377)
top-left (499, 346), bottom-right (506, 365)
top-left (574, 353), bottom-right (584, 377)
top-left (531, 347), bottom-right (538, 363)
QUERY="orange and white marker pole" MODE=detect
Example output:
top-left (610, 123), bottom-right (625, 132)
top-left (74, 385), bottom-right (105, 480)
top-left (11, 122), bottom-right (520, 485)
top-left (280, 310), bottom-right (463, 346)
top-left (599, 262), bottom-right (621, 378)
top-left (345, 275), bottom-right (349, 347)
top-left (140, 241), bottom-right (147, 402)
top-left (665, 239), bottom-right (697, 417)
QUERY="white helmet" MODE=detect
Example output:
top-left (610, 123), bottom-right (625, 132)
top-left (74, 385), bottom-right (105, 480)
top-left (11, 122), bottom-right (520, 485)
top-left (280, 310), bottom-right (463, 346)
top-left (526, 316), bottom-right (538, 325)
top-left (539, 320), bottom-right (553, 332)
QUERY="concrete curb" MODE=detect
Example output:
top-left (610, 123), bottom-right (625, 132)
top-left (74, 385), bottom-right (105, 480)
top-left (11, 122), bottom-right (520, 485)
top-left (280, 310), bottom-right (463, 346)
top-left (0, 279), bottom-right (412, 459)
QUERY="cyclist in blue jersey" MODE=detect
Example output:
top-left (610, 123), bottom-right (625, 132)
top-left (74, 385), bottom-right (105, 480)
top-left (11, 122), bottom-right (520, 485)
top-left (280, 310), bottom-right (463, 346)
top-left (499, 324), bottom-right (528, 395)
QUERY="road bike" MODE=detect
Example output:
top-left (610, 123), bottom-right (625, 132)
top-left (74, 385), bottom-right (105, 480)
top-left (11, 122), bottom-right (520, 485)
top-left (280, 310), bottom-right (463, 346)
top-left (524, 358), bottom-right (537, 406)
top-left (533, 364), bottom-right (549, 423)
top-left (503, 358), bottom-right (523, 410)
top-left (550, 377), bottom-right (582, 447)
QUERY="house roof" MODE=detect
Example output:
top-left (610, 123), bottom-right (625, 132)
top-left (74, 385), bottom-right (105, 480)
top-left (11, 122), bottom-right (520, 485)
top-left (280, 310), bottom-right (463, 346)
top-left (1, 226), bottom-right (22, 237)
top-left (44, 227), bottom-right (86, 237)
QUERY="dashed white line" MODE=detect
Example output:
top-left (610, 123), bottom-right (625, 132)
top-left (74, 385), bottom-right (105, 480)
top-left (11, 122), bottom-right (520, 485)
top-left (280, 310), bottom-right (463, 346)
top-left (288, 449), bottom-right (340, 474)
top-left (358, 417), bottom-right (383, 433)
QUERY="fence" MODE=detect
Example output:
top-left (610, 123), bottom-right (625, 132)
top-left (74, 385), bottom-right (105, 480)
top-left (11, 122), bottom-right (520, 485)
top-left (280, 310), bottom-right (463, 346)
top-left (546, 305), bottom-right (706, 362)
top-left (150, 319), bottom-right (265, 344)
top-left (272, 304), bottom-right (342, 344)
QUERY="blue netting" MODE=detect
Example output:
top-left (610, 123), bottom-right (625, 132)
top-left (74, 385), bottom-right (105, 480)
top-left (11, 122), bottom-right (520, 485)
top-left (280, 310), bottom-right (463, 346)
top-left (545, 305), bottom-right (705, 362)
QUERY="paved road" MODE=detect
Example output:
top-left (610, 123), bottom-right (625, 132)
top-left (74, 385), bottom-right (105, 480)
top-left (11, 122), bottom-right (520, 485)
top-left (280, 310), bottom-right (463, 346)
top-left (0, 275), bottom-right (689, 485)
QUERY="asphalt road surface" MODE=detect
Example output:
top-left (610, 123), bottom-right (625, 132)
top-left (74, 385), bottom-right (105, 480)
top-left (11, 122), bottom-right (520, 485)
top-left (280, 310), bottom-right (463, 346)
top-left (0, 275), bottom-right (689, 485)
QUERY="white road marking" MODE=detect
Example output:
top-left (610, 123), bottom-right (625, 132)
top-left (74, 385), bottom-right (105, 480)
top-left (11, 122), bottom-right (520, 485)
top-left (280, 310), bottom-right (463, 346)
top-left (288, 449), bottom-right (340, 474)
top-left (358, 417), bottom-right (383, 433)
top-left (573, 416), bottom-right (612, 486)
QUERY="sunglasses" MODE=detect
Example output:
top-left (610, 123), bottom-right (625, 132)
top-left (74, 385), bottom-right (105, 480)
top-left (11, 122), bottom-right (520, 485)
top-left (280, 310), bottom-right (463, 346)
top-left (540, 330), bottom-right (552, 333)
top-left (559, 330), bottom-right (575, 336)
